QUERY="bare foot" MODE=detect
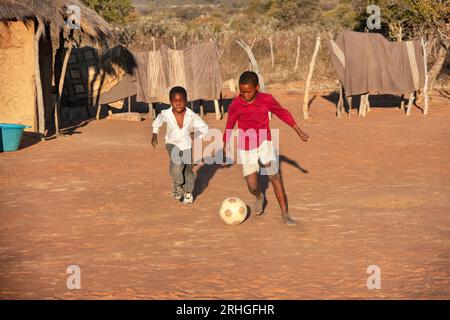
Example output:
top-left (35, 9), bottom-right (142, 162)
top-left (281, 211), bottom-right (296, 226)
top-left (254, 195), bottom-right (264, 215)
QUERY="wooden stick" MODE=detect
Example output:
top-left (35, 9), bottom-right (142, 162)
top-left (34, 21), bottom-right (45, 134)
top-left (421, 38), bottom-right (429, 115)
top-left (269, 36), bottom-right (274, 72)
top-left (173, 36), bottom-right (177, 50)
top-left (406, 91), bottom-right (415, 115)
top-left (285, 35), bottom-right (290, 62)
top-left (347, 96), bottom-right (352, 118)
top-left (214, 99), bottom-right (221, 120)
top-left (56, 30), bottom-right (74, 135)
top-left (236, 39), bottom-right (265, 91)
top-left (337, 83), bottom-right (343, 118)
top-left (152, 37), bottom-right (156, 52)
top-left (294, 36), bottom-right (300, 73)
top-left (149, 103), bottom-right (154, 120)
top-left (199, 100), bottom-right (204, 117)
top-left (250, 36), bottom-right (257, 49)
top-left (400, 94), bottom-right (405, 111)
top-left (128, 96), bottom-right (131, 113)
top-left (302, 36), bottom-right (320, 120)
top-left (358, 94), bottom-right (366, 117)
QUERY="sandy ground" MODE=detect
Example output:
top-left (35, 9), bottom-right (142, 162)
top-left (0, 89), bottom-right (449, 299)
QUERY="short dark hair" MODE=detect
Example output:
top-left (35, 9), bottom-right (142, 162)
top-left (169, 86), bottom-right (187, 101)
top-left (239, 71), bottom-right (259, 86)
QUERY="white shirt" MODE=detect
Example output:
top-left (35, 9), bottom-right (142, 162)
top-left (152, 107), bottom-right (209, 151)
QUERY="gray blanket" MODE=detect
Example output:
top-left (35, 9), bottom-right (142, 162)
top-left (135, 42), bottom-right (222, 103)
top-left (328, 31), bottom-right (425, 96)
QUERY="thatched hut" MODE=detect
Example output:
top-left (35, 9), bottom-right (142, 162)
top-left (0, 0), bottom-right (111, 135)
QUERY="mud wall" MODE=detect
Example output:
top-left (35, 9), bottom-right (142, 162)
top-left (0, 21), bottom-right (37, 131)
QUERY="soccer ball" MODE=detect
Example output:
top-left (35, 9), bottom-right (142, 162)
top-left (219, 197), bottom-right (248, 225)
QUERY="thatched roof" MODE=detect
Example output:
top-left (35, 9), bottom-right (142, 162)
top-left (0, 0), bottom-right (111, 41)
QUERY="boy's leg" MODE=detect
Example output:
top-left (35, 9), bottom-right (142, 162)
top-left (165, 144), bottom-right (185, 199)
top-left (182, 149), bottom-right (195, 194)
top-left (263, 163), bottom-right (296, 225)
top-left (245, 172), bottom-right (264, 215)
top-left (240, 147), bottom-right (264, 215)
top-left (259, 141), bottom-right (296, 225)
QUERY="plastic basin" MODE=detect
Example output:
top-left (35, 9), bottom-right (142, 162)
top-left (0, 123), bottom-right (31, 152)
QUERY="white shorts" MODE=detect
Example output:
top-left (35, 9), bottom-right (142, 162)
top-left (238, 140), bottom-right (279, 177)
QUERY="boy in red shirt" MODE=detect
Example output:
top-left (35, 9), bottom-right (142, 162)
top-left (223, 71), bottom-right (309, 225)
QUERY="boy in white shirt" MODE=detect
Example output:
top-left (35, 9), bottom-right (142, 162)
top-left (151, 86), bottom-right (209, 204)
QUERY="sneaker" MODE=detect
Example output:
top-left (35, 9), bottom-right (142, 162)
top-left (171, 182), bottom-right (176, 197)
top-left (173, 186), bottom-right (183, 201)
top-left (183, 191), bottom-right (193, 204)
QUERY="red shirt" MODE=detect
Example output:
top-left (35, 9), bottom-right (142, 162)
top-left (223, 92), bottom-right (297, 150)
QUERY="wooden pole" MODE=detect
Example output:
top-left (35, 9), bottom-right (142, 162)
top-left (406, 91), bottom-right (415, 115)
top-left (56, 30), bottom-right (74, 135)
top-left (269, 36), bottom-right (274, 72)
top-left (152, 37), bottom-right (156, 52)
top-left (337, 83), bottom-right (343, 118)
top-left (250, 36), bottom-right (257, 50)
top-left (199, 100), bottom-right (204, 117)
top-left (285, 35), bottom-right (290, 62)
top-left (214, 99), bottom-right (221, 120)
top-left (347, 96), bottom-right (352, 118)
top-left (358, 95), bottom-right (364, 117)
top-left (128, 96), bottom-right (131, 113)
top-left (421, 38), bottom-right (429, 115)
top-left (400, 94), bottom-right (405, 111)
top-left (360, 94), bottom-right (368, 117)
top-left (236, 39), bottom-right (265, 91)
top-left (34, 21), bottom-right (45, 135)
top-left (359, 94), bottom-right (366, 117)
top-left (173, 36), bottom-right (177, 50)
top-left (302, 36), bottom-right (320, 120)
top-left (149, 103), bottom-right (154, 120)
top-left (294, 36), bottom-right (300, 73)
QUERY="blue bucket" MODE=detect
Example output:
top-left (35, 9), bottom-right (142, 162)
top-left (0, 123), bottom-right (32, 152)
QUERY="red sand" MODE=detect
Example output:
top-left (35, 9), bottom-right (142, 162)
top-left (0, 89), bottom-right (449, 299)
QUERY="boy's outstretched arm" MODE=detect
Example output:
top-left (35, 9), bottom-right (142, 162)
top-left (151, 133), bottom-right (158, 148)
top-left (292, 124), bottom-right (309, 142)
top-left (152, 113), bottom-right (164, 148)
top-left (269, 95), bottom-right (309, 142)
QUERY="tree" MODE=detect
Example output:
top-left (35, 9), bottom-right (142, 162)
top-left (82, 0), bottom-right (135, 25)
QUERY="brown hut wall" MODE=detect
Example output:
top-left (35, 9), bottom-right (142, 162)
top-left (0, 20), bottom-right (36, 131)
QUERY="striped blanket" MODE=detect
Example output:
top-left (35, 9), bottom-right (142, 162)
top-left (328, 31), bottom-right (425, 96)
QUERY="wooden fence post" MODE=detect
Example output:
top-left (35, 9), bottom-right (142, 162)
top-left (421, 38), bottom-right (429, 115)
top-left (406, 91), bottom-right (415, 115)
top-left (294, 36), bottom-right (301, 73)
top-left (302, 36), bottom-right (321, 120)
top-left (269, 36), bottom-right (274, 72)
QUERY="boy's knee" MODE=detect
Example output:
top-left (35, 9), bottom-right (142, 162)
top-left (171, 164), bottom-right (184, 175)
top-left (247, 185), bottom-right (260, 196)
top-left (268, 172), bottom-right (281, 182)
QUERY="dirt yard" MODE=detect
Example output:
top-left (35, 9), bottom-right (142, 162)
top-left (0, 89), bottom-right (449, 299)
